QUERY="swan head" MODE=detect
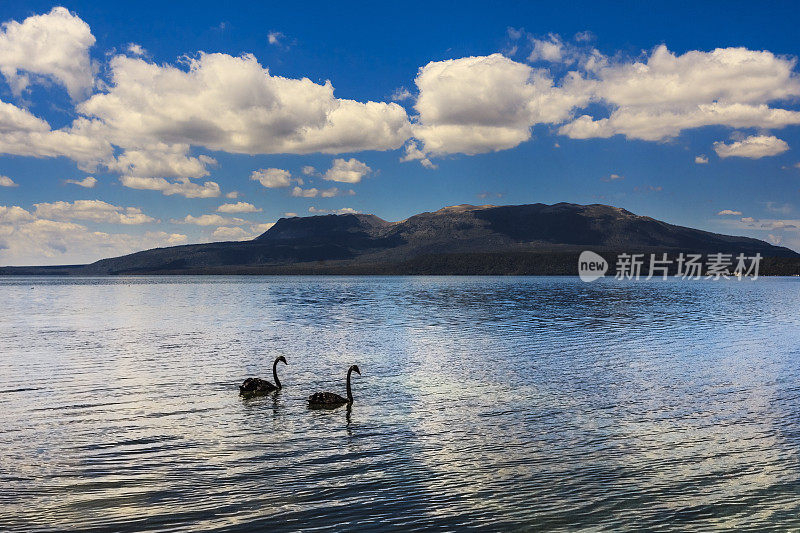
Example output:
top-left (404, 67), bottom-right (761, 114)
top-left (276, 356), bottom-right (287, 365)
top-left (350, 364), bottom-right (361, 376)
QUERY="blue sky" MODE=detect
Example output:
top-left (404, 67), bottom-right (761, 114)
top-left (1, 1), bottom-right (800, 264)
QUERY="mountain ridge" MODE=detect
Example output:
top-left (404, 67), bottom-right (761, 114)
top-left (2, 202), bottom-right (797, 275)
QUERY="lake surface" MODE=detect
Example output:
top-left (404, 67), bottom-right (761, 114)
top-left (2, 276), bottom-right (800, 531)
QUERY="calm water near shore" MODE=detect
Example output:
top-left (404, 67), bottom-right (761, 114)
top-left (2, 276), bottom-right (800, 531)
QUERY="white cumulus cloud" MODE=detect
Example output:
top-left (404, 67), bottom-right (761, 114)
top-left (77, 52), bottom-right (412, 156)
top-left (119, 176), bottom-right (221, 198)
top-left (216, 202), bottom-right (261, 213)
top-left (413, 53), bottom-right (591, 155)
top-left (177, 214), bottom-right (246, 226)
top-left (308, 206), bottom-right (358, 214)
top-left (0, 7), bottom-right (95, 100)
top-left (324, 158), bottom-right (371, 183)
top-left (713, 135), bottom-right (790, 159)
top-left (0, 205), bottom-right (33, 222)
top-left (251, 168), bottom-right (292, 188)
top-left (528, 34), bottom-right (566, 63)
top-left (212, 222), bottom-right (275, 241)
top-left (0, 205), bottom-right (186, 266)
top-left (33, 200), bottom-right (156, 225)
top-left (212, 226), bottom-right (251, 241)
top-left (126, 43), bottom-right (146, 56)
top-left (558, 45), bottom-right (800, 141)
top-left (0, 99), bottom-right (112, 167)
top-left (391, 87), bottom-right (412, 101)
top-left (400, 142), bottom-right (437, 169)
top-left (65, 176), bottom-right (97, 188)
top-left (108, 143), bottom-right (216, 179)
top-left (291, 186), bottom-right (319, 198)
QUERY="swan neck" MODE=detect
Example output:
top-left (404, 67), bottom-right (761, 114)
top-left (273, 359), bottom-right (281, 389)
top-left (346, 367), bottom-right (353, 404)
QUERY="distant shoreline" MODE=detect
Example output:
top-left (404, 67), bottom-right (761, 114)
top-left (3, 252), bottom-right (800, 277)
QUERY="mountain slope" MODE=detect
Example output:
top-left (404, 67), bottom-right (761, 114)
top-left (3, 203), bottom-right (796, 275)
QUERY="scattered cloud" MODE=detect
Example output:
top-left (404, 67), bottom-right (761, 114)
top-left (212, 226), bottom-right (250, 241)
top-left (284, 212), bottom-right (298, 217)
top-left (765, 201), bottom-right (792, 215)
top-left (126, 43), bottom-right (146, 56)
top-left (324, 187), bottom-right (354, 197)
top-left (251, 168), bottom-right (293, 188)
top-left (412, 38), bottom-right (800, 154)
top-left (400, 142), bottom-right (437, 169)
top-left (0, 7), bottom-right (95, 100)
top-left (65, 176), bottom-right (97, 188)
top-left (308, 206), bottom-right (358, 215)
top-left (293, 185), bottom-right (354, 198)
top-left (78, 52), bottom-right (412, 157)
top-left (3, 9), bottom-right (800, 262)
top-left (413, 53), bottom-right (590, 155)
top-left (212, 221), bottom-right (274, 242)
top-left (391, 87), bottom-right (412, 101)
top-left (108, 144), bottom-right (216, 179)
top-left (0, 204), bottom-right (186, 266)
top-left (176, 214), bottom-right (246, 226)
top-left (216, 202), bottom-right (262, 213)
top-left (528, 34), bottom-right (568, 63)
top-left (0, 205), bottom-right (34, 222)
top-left (33, 200), bottom-right (155, 225)
top-left (718, 214), bottom-right (800, 251)
top-left (291, 186), bottom-right (319, 198)
top-left (250, 222), bottom-right (274, 234)
top-left (0, 99), bottom-right (112, 166)
top-left (324, 158), bottom-right (371, 183)
top-left (717, 209), bottom-right (742, 215)
top-left (559, 46), bottom-right (800, 141)
top-left (507, 27), bottom-right (523, 41)
top-left (120, 176), bottom-right (221, 198)
top-left (476, 192), bottom-right (503, 199)
top-left (713, 135), bottom-right (790, 159)
top-left (602, 173), bottom-right (624, 182)
top-left (633, 185), bottom-right (663, 193)
top-left (1, 9), bottom-right (798, 182)
top-left (736, 216), bottom-right (800, 231)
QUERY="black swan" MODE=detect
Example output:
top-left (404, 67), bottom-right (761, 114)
top-left (240, 356), bottom-right (287, 397)
top-left (308, 364), bottom-right (361, 409)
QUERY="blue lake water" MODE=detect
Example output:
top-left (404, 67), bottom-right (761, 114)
top-left (1, 276), bottom-right (800, 531)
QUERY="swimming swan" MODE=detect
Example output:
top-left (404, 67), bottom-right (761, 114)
top-left (308, 364), bottom-right (361, 408)
top-left (240, 356), bottom-right (287, 397)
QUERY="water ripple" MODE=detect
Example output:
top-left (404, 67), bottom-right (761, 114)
top-left (1, 276), bottom-right (799, 531)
